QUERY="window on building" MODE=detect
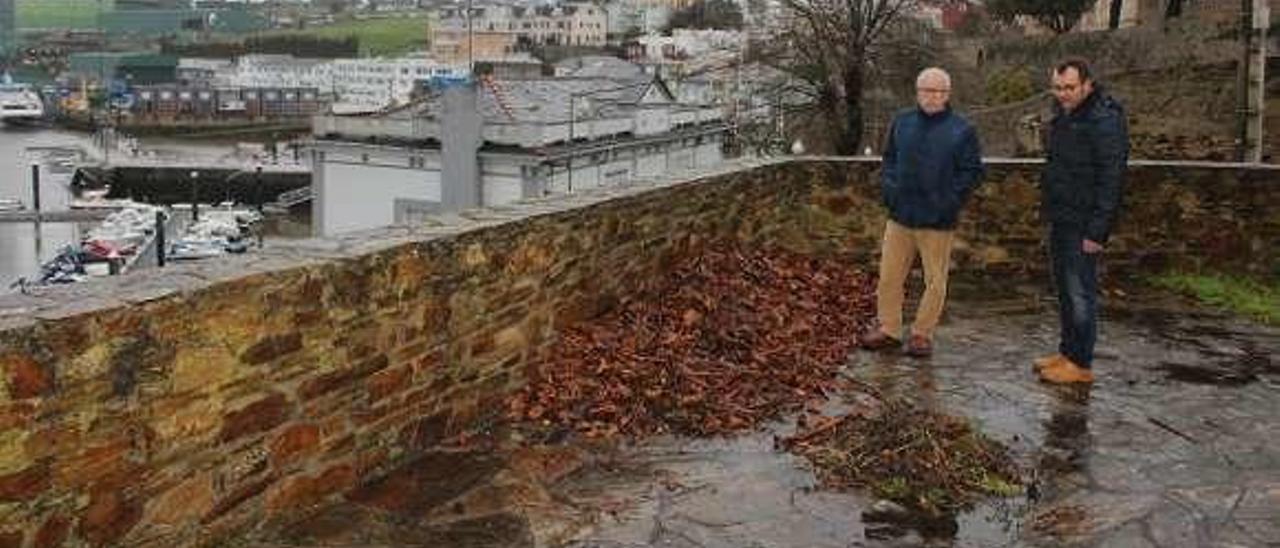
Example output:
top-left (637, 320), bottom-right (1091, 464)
top-left (362, 153), bottom-right (370, 163)
top-left (198, 91), bottom-right (211, 100)
top-left (160, 91), bottom-right (173, 100)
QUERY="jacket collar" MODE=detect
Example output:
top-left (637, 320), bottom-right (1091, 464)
top-left (915, 104), bottom-right (952, 120)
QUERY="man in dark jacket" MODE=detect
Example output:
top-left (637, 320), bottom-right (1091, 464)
top-left (1034, 58), bottom-right (1129, 384)
top-left (860, 67), bottom-right (985, 357)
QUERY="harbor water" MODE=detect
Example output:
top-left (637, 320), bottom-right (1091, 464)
top-left (0, 126), bottom-right (309, 289)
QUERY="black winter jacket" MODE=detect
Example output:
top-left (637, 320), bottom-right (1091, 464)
top-left (1042, 86), bottom-right (1129, 243)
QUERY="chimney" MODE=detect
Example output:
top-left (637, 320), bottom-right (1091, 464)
top-left (441, 82), bottom-right (483, 209)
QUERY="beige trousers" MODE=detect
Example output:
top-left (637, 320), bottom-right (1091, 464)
top-left (875, 220), bottom-right (956, 339)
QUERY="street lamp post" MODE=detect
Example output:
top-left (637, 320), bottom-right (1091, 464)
top-left (190, 170), bottom-right (200, 222)
top-left (29, 163), bottom-right (40, 213)
top-left (568, 93), bottom-right (576, 193)
top-left (253, 164), bottom-right (265, 249)
top-left (255, 164), bottom-right (264, 215)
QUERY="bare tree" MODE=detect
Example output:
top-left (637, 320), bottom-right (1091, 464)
top-left (759, 0), bottom-right (919, 155)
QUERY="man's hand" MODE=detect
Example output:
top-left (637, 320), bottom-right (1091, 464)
top-left (1082, 239), bottom-right (1104, 254)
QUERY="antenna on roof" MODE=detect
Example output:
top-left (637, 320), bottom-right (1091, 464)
top-left (466, 0), bottom-right (475, 75)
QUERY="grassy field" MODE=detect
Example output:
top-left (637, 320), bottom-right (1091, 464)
top-left (17, 0), bottom-right (113, 30)
top-left (1152, 272), bottom-right (1280, 325)
top-left (259, 16), bottom-right (429, 57)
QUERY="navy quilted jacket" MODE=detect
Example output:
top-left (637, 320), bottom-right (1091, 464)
top-left (880, 106), bottom-right (985, 229)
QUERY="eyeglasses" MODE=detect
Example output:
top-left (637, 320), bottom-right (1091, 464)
top-left (1052, 84), bottom-right (1081, 93)
top-left (917, 87), bottom-right (951, 94)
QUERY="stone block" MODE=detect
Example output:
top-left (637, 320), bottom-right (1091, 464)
top-left (269, 424), bottom-right (321, 470)
top-left (152, 397), bottom-right (223, 448)
top-left (33, 513), bottom-right (70, 548)
top-left (202, 476), bottom-right (273, 524)
top-left (3, 352), bottom-right (53, 399)
top-left (0, 403), bottom-right (34, 431)
top-left (264, 463), bottom-right (355, 514)
top-left (79, 490), bottom-right (143, 547)
top-left (23, 424), bottom-right (80, 461)
top-left (171, 345), bottom-right (242, 395)
top-left (219, 392), bottom-right (291, 443)
top-left (145, 472), bottom-right (214, 527)
top-left (53, 436), bottom-right (133, 491)
top-left (0, 463), bottom-right (49, 502)
top-left (367, 365), bottom-right (411, 403)
top-left (298, 354), bottom-right (389, 401)
top-left (0, 429), bottom-right (28, 476)
top-left (0, 530), bottom-right (22, 548)
top-left (239, 332), bottom-right (304, 366)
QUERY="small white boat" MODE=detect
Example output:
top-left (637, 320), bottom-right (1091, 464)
top-left (169, 239), bottom-right (225, 260)
top-left (0, 74), bottom-right (44, 126)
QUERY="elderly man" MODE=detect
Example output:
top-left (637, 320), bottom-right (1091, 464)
top-left (1034, 58), bottom-right (1129, 384)
top-left (860, 67), bottom-right (985, 357)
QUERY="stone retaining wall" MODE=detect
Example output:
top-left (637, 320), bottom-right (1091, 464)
top-left (0, 158), bottom-right (1275, 547)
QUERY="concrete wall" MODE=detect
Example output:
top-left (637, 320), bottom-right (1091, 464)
top-left (314, 132), bottom-right (726, 235)
top-left (1, 158), bottom-right (1276, 547)
top-left (315, 146), bottom-right (443, 237)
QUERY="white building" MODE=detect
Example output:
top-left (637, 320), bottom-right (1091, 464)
top-left (309, 72), bottom-right (727, 236)
top-left (326, 55), bottom-right (468, 113)
top-left (430, 1), bottom-right (609, 58)
top-left (177, 57), bottom-right (236, 86)
top-left (602, 0), bottom-right (674, 35)
top-left (553, 55), bottom-right (648, 78)
top-left (635, 28), bottom-right (744, 61)
top-left (233, 54), bottom-right (332, 89)
top-left (194, 53), bottom-right (544, 114)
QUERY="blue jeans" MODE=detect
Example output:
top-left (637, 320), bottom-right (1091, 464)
top-left (1050, 224), bottom-right (1098, 369)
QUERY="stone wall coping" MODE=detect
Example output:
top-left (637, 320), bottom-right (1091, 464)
top-left (0, 156), bottom-right (787, 333)
top-left (812, 155), bottom-right (1280, 171)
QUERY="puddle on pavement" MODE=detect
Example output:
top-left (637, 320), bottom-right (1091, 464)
top-left (1156, 346), bottom-right (1275, 387)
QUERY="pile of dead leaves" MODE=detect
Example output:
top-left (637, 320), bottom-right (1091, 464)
top-left (783, 398), bottom-right (1022, 517)
top-left (507, 242), bottom-right (876, 438)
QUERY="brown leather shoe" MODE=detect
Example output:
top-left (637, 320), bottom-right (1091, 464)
top-left (905, 334), bottom-right (932, 358)
top-left (1039, 358), bottom-right (1095, 384)
top-left (1033, 353), bottom-right (1066, 372)
top-left (859, 328), bottom-right (900, 351)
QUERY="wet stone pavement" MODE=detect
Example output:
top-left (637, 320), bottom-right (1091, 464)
top-left (245, 278), bottom-right (1280, 548)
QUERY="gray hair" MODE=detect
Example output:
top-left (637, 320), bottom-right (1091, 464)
top-left (916, 67), bottom-right (952, 90)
